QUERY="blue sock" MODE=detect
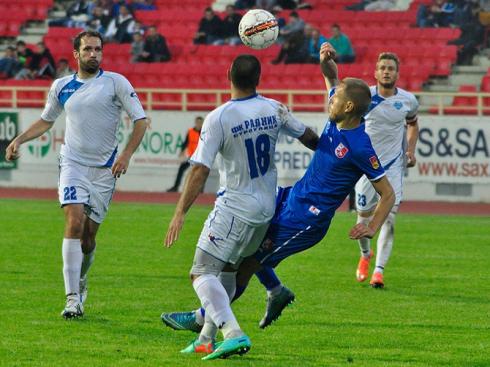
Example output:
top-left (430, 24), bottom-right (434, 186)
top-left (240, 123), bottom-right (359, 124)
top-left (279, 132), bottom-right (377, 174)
top-left (255, 266), bottom-right (281, 290)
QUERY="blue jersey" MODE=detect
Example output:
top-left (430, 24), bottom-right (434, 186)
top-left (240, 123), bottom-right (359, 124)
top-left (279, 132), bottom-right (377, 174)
top-left (286, 119), bottom-right (385, 229)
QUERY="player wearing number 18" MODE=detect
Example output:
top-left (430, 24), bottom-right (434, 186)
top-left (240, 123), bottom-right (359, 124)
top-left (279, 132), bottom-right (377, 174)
top-left (163, 54), bottom-right (318, 360)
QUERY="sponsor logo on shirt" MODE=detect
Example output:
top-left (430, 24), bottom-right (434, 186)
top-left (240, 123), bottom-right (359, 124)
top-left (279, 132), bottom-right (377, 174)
top-left (60, 89), bottom-right (76, 94)
top-left (335, 143), bottom-right (348, 158)
top-left (309, 205), bottom-right (321, 216)
top-left (369, 155), bottom-right (380, 169)
top-left (394, 101), bottom-right (403, 110)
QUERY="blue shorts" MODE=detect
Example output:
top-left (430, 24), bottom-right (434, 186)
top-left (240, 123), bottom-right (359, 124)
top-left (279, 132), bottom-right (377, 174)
top-left (254, 187), bottom-right (330, 268)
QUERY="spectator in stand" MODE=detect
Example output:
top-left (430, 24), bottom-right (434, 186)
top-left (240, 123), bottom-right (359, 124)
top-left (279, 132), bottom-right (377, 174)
top-left (256, 0), bottom-right (277, 11)
top-left (364, 0), bottom-right (396, 11)
top-left (272, 24), bottom-right (309, 64)
top-left (215, 4), bottom-right (242, 45)
top-left (15, 41), bottom-right (34, 73)
top-left (15, 42), bottom-right (56, 80)
top-left (235, 0), bottom-right (256, 9)
top-left (449, 2), bottom-right (485, 64)
top-left (130, 0), bottom-right (156, 11)
top-left (131, 32), bottom-right (145, 62)
top-left (0, 46), bottom-right (21, 79)
top-left (308, 27), bottom-right (327, 63)
top-left (416, 0), bottom-right (455, 27)
top-left (55, 58), bottom-right (75, 78)
top-left (132, 21), bottom-right (146, 36)
top-left (49, 0), bottom-right (92, 28)
top-left (194, 7), bottom-right (223, 45)
top-left (327, 24), bottom-right (355, 63)
top-left (138, 26), bottom-right (171, 62)
top-left (105, 4), bottom-right (135, 43)
top-left (86, 6), bottom-right (113, 34)
top-left (277, 11), bottom-right (305, 44)
top-left (166, 116), bottom-right (204, 193)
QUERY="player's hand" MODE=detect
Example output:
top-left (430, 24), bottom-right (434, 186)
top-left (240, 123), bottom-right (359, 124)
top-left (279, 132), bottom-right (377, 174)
top-left (349, 223), bottom-right (375, 240)
top-left (165, 213), bottom-right (185, 247)
top-left (5, 139), bottom-right (20, 161)
top-left (406, 151), bottom-right (416, 167)
top-left (112, 153), bottom-right (130, 178)
top-left (320, 42), bottom-right (336, 63)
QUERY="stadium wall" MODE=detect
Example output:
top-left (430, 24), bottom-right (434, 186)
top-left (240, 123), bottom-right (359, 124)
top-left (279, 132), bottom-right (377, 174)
top-left (0, 109), bottom-right (489, 202)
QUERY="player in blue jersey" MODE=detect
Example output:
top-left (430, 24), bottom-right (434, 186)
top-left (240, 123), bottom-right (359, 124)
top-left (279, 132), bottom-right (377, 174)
top-left (163, 54), bottom-right (319, 359)
top-left (5, 31), bottom-right (148, 319)
top-left (162, 43), bottom-right (395, 332)
top-left (354, 52), bottom-right (419, 288)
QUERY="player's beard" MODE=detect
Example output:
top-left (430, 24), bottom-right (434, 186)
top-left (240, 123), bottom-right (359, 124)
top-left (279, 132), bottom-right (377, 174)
top-left (379, 80), bottom-right (396, 89)
top-left (80, 59), bottom-right (100, 74)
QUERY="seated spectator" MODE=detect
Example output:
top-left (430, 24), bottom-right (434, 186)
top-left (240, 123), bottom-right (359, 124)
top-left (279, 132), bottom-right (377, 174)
top-left (308, 27), bottom-right (327, 63)
top-left (15, 41), bottom-right (33, 69)
top-left (256, 0), bottom-right (277, 11)
top-left (48, 0), bottom-right (92, 28)
top-left (86, 6), bottom-right (112, 34)
top-left (16, 42), bottom-right (56, 80)
top-left (327, 24), bottom-right (355, 63)
top-left (0, 46), bottom-right (21, 79)
top-left (277, 11), bottom-right (305, 44)
top-left (130, 0), bottom-right (156, 11)
top-left (449, 2), bottom-right (485, 65)
top-left (417, 0), bottom-right (455, 27)
top-left (131, 32), bottom-right (145, 62)
top-left (215, 5), bottom-right (242, 45)
top-left (105, 4), bottom-right (135, 43)
top-left (235, 0), bottom-right (256, 9)
top-left (365, 0), bottom-right (396, 11)
top-left (272, 26), bottom-right (309, 64)
top-left (138, 26), bottom-right (171, 62)
top-left (194, 8), bottom-right (223, 45)
top-left (55, 58), bottom-right (75, 78)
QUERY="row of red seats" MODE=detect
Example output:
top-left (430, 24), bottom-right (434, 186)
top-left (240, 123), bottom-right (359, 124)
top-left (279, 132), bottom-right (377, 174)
top-left (0, 0), bottom-right (53, 36)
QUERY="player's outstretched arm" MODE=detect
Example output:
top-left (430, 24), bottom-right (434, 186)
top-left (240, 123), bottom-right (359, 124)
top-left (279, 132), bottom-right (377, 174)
top-left (112, 118), bottom-right (148, 178)
top-left (298, 127), bottom-right (319, 151)
top-left (164, 164), bottom-right (210, 247)
top-left (349, 176), bottom-right (395, 239)
top-left (320, 42), bottom-right (339, 91)
top-left (5, 119), bottom-right (53, 161)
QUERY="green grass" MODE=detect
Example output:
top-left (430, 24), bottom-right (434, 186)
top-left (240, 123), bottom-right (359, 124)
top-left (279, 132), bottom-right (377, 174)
top-left (0, 199), bottom-right (489, 366)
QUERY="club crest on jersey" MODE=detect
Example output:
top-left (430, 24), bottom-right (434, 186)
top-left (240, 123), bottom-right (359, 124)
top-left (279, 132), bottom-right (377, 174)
top-left (335, 143), bottom-right (348, 158)
top-left (309, 205), bottom-right (321, 216)
top-left (394, 101), bottom-right (403, 110)
top-left (369, 156), bottom-right (380, 169)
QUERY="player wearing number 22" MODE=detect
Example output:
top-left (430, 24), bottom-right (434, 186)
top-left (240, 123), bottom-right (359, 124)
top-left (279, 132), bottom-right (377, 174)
top-left (163, 54), bottom-right (318, 360)
top-left (5, 31), bottom-right (148, 319)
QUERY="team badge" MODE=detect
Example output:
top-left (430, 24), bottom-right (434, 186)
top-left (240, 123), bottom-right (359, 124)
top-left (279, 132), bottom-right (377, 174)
top-left (394, 101), bottom-right (403, 110)
top-left (335, 143), bottom-right (348, 158)
top-left (369, 156), bottom-right (380, 169)
top-left (309, 205), bottom-right (321, 216)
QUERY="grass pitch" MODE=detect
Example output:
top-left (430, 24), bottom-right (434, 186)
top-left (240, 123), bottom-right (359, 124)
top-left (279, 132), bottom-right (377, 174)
top-left (0, 199), bottom-right (489, 366)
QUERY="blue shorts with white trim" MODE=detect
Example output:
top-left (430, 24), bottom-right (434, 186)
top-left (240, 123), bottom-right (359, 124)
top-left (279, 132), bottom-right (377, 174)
top-left (253, 187), bottom-right (330, 268)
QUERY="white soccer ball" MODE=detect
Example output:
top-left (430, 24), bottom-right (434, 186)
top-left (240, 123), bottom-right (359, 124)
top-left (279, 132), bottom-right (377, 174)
top-left (238, 9), bottom-right (279, 50)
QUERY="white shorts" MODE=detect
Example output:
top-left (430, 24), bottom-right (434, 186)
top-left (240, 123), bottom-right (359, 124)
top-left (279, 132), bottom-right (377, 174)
top-left (58, 155), bottom-right (116, 223)
top-left (355, 156), bottom-right (403, 213)
top-left (195, 207), bottom-right (269, 266)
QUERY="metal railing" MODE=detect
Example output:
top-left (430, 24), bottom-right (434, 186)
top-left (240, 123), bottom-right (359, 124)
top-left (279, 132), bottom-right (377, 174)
top-left (1, 86), bottom-right (489, 115)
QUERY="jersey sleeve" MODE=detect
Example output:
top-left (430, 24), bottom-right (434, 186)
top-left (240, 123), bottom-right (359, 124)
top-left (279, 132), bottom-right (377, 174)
top-left (406, 93), bottom-right (419, 124)
top-left (189, 110), bottom-right (223, 169)
top-left (40, 79), bottom-right (63, 122)
top-left (353, 139), bottom-right (386, 181)
top-left (114, 74), bottom-right (146, 122)
top-left (277, 104), bottom-right (306, 138)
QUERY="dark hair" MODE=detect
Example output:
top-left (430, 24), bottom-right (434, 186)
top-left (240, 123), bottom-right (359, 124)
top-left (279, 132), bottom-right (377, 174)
top-left (73, 31), bottom-right (104, 51)
top-left (7, 46), bottom-right (16, 51)
top-left (196, 116), bottom-right (204, 121)
top-left (16, 40), bottom-right (26, 46)
top-left (290, 11), bottom-right (299, 18)
top-left (341, 78), bottom-right (371, 117)
top-left (377, 52), bottom-right (400, 71)
top-left (332, 23), bottom-right (340, 29)
top-left (59, 58), bottom-right (69, 64)
top-left (230, 54), bottom-right (261, 91)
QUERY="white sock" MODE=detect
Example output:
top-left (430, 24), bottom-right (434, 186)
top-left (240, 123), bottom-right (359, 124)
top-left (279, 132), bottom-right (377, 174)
top-left (218, 271), bottom-right (237, 301)
top-left (80, 247), bottom-right (96, 280)
top-left (266, 284), bottom-right (283, 298)
top-left (193, 274), bottom-right (242, 339)
top-left (357, 214), bottom-right (373, 258)
top-left (375, 212), bottom-right (396, 274)
top-left (62, 238), bottom-right (83, 295)
top-left (199, 314), bottom-right (218, 343)
top-left (195, 307), bottom-right (205, 326)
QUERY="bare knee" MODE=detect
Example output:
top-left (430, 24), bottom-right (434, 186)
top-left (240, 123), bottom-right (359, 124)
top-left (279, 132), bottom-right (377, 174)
top-left (64, 205), bottom-right (85, 238)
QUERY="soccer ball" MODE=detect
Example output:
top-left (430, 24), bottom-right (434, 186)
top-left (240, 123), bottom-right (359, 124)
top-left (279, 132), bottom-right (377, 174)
top-left (238, 9), bottom-right (279, 50)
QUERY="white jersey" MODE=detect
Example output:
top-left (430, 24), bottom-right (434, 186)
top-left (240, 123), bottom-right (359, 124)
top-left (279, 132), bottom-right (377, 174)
top-left (364, 86), bottom-right (418, 168)
top-left (191, 94), bottom-right (306, 226)
top-left (41, 69), bottom-right (146, 167)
